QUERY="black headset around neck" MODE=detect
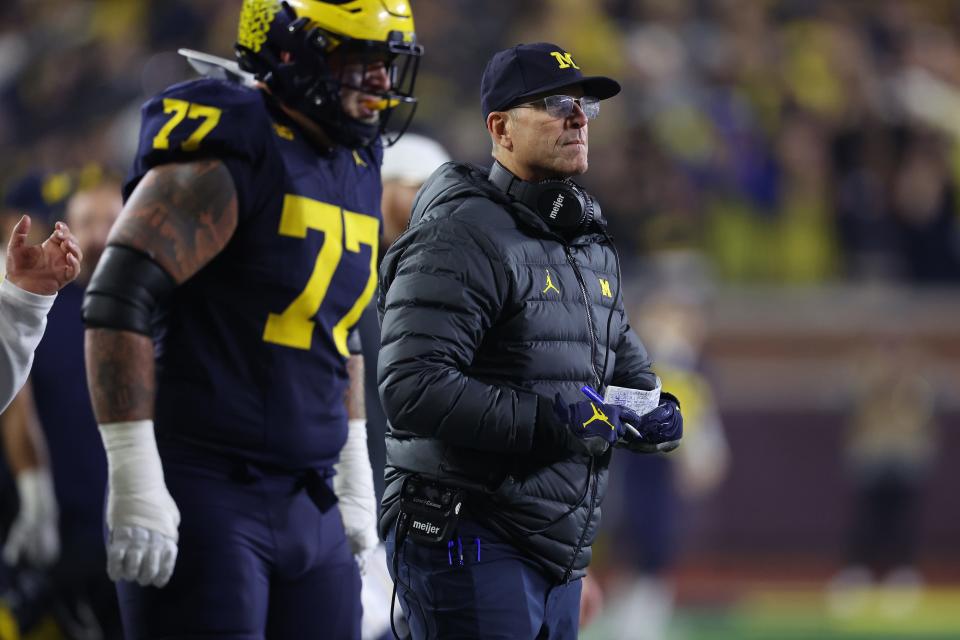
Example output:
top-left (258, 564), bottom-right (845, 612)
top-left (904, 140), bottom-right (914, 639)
top-left (487, 161), bottom-right (598, 234)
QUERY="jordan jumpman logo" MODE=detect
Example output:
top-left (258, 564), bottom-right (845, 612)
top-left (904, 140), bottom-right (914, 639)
top-left (582, 403), bottom-right (615, 431)
top-left (543, 269), bottom-right (560, 295)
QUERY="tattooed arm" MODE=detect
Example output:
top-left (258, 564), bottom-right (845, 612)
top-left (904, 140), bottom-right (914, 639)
top-left (85, 159), bottom-right (237, 423)
top-left (83, 159), bottom-right (237, 587)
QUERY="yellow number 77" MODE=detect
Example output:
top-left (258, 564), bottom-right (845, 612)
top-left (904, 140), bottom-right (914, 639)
top-left (152, 98), bottom-right (222, 151)
top-left (262, 194), bottom-right (379, 356)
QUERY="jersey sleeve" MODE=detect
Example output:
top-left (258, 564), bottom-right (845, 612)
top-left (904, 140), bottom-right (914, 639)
top-left (123, 78), bottom-right (276, 221)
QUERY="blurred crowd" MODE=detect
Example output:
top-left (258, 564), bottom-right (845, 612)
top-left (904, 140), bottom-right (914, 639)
top-left (4, 0), bottom-right (960, 284)
top-left (0, 0), bottom-right (960, 284)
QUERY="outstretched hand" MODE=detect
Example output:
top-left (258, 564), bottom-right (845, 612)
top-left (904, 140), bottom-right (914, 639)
top-left (5, 215), bottom-right (82, 295)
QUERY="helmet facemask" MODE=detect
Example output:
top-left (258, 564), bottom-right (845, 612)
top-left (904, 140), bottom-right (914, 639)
top-left (236, 1), bottom-right (422, 149)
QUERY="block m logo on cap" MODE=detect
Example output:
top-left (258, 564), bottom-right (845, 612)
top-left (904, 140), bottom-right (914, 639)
top-left (550, 51), bottom-right (580, 69)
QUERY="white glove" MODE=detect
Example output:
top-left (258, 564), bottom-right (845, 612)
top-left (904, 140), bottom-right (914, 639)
top-left (334, 419), bottom-right (379, 573)
top-left (107, 525), bottom-right (178, 587)
top-left (99, 420), bottom-right (180, 587)
top-left (3, 467), bottom-right (59, 567)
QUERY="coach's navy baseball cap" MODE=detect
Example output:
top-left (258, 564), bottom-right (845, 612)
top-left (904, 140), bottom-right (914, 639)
top-left (480, 42), bottom-right (621, 120)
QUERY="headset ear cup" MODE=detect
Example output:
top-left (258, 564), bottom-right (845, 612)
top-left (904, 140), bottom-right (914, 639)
top-left (568, 183), bottom-right (590, 222)
top-left (534, 181), bottom-right (588, 231)
top-left (488, 162), bottom-right (596, 234)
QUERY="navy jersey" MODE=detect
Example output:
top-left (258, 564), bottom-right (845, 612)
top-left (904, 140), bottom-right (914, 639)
top-left (124, 78), bottom-right (383, 469)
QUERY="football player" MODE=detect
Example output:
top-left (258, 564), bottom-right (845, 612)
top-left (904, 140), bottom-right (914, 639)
top-left (81, 1), bottom-right (422, 637)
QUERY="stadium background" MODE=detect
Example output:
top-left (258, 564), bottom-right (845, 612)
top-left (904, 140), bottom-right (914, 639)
top-left (2, 1), bottom-right (959, 638)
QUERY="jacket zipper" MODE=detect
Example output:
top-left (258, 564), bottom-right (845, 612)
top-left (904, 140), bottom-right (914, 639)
top-left (563, 463), bottom-right (599, 582)
top-left (565, 247), bottom-right (602, 389)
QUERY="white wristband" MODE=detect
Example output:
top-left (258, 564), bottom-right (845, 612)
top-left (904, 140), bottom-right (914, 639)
top-left (99, 420), bottom-right (180, 541)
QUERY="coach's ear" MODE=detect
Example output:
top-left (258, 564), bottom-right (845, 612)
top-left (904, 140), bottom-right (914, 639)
top-left (487, 111), bottom-right (513, 152)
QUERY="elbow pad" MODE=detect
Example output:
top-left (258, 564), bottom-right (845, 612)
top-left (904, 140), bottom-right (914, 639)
top-left (82, 245), bottom-right (176, 336)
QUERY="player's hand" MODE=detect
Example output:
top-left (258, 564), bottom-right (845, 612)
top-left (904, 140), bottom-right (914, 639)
top-left (5, 216), bottom-right (82, 295)
top-left (618, 392), bottom-right (683, 454)
top-left (338, 488), bottom-right (380, 561)
top-left (107, 525), bottom-right (178, 587)
top-left (104, 474), bottom-right (180, 587)
top-left (99, 420), bottom-right (180, 587)
top-left (551, 395), bottom-right (641, 457)
top-left (343, 518), bottom-right (379, 576)
top-left (354, 545), bottom-right (377, 576)
top-left (3, 468), bottom-right (59, 567)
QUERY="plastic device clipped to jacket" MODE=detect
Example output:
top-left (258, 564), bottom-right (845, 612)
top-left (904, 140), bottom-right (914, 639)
top-left (398, 475), bottom-right (465, 547)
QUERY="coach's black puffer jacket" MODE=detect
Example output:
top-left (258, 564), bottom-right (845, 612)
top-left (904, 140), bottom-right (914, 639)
top-left (377, 162), bottom-right (656, 582)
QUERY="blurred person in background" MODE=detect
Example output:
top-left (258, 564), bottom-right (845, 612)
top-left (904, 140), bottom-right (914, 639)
top-left (0, 171), bottom-right (83, 637)
top-left (1, 177), bottom-right (122, 639)
top-left (598, 287), bottom-right (729, 640)
top-left (379, 132), bottom-right (452, 252)
top-left (378, 42), bottom-right (683, 639)
top-left (828, 335), bottom-right (938, 619)
top-left (888, 130), bottom-right (960, 283)
top-left (80, 1), bottom-right (422, 638)
top-left (357, 132), bottom-right (450, 640)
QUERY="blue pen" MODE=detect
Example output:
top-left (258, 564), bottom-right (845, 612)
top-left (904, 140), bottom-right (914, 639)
top-left (580, 385), bottom-right (641, 438)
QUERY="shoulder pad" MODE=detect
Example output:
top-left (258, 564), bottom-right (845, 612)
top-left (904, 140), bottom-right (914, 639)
top-left (126, 79), bottom-right (270, 195)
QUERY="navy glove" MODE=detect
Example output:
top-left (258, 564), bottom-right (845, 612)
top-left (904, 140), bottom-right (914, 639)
top-left (547, 394), bottom-right (643, 457)
top-left (620, 392), bottom-right (683, 454)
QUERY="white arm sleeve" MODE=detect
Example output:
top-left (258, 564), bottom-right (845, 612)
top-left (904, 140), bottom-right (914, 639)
top-left (0, 278), bottom-right (54, 413)
top-left (334, 419), bottom-right (379, 556)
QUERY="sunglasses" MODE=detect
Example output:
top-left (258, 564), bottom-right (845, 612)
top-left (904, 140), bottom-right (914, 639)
top-left (515, 95), bottom-right (600, 120)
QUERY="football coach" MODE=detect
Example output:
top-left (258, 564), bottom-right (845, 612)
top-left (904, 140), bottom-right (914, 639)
top-left (377, 42), bottom-right (684, 639)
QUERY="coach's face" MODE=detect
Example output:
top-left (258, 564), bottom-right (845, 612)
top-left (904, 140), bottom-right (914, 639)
top-left (492, 85), bottom-right (589, 182)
